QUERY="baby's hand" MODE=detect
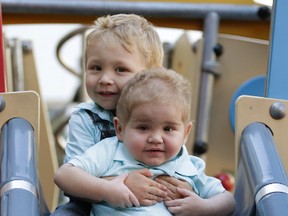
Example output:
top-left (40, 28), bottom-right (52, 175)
top-left (125, 169), bottom-right (167, 206)
top-left (166, 188), bottom-right (235, 216)
top-left (155, 175), bottom-right (193, 201)
top-left (165, 188), bottom-right (206, 216)
top-left (104, 174), bottom-right (139, 208)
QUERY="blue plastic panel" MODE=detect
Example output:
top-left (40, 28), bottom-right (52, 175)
top-left (229, 75), bottom-right (265, 132)
top-left (266, 0), bottom-right (288, 100)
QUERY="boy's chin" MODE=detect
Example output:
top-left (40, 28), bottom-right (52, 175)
top-left (143, 159), bottom-right (165, 167)
top-left (98, 103), bottom-right (116, 111)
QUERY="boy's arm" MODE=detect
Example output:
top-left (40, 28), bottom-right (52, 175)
top-left (155, 175), bottom-right (193, 200)
top-left (54, 163), bottom-right (139, 208)
top-left (124, 169), bottom-right (168, 206)
top-left (165, 188), bottom-right (235, 216)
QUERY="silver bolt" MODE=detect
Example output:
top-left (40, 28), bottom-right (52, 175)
top-left (269, 102), bottom-right (286, 119)
top-left (22, 40), bottom-right (32, 53)
top-left (0, 96), bottom-right (5, 112)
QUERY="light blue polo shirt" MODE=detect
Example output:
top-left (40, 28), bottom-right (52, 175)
top-left (69, 137), bottom-right (225, 216)
top-left (64, 102), bottom-right (114, 163)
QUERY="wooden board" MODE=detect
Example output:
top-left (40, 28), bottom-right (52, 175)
top-left (172, 32), bottom-right (269, 175)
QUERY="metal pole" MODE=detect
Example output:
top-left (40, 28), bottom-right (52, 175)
top-left (234, 122), bottom-right (288, 215)
top-left (0, 5), bottom-right (6, 92)
top-left (193, 12), bottom-right (220, 155)
top-left (1, 0), bottom-right (270, 21)
top-left (0, 118), bottom-right (40, 216)
top-left (11, 39), bottom-right (25, 91)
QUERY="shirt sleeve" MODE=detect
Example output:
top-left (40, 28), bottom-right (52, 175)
top-left (68, 137), bottom-right (118, 176)
top-left (64, 109), bottom-right (99, 163)
top-left (190, 156), bottom-right (226, 198)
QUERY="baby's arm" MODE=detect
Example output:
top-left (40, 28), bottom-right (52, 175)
top-left (54, 163), bottom-right (140, 208)
top-left (124, 169), bottom-right (168, 206)
top-left (165, 188), bottom-right (235, 216)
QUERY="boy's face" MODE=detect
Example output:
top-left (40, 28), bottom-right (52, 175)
top-left (85, 40), bottom-right (147, 110)
top-left (114, 102), bottom-right (192, 166)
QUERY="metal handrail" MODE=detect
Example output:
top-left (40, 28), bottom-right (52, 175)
top-left (56, 25), bottom-right (88, 78)
top-left (233, 122), bottom-right (288, 215)
top-left (0, 118), bottom-right (50, 216)
top-left (1, 0), bottom-right (270, 21)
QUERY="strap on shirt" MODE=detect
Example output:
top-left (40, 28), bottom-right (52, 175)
top-left (85, 110), bottom-right (115, 140)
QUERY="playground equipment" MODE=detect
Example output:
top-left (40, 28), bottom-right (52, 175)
top-left (0, 0), bottom-right (288, 215)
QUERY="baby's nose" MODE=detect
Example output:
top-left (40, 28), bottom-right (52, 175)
top-left (148, 133), bottom-right (163, 143)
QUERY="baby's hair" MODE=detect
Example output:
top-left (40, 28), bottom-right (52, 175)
top-left (84, 14), bottom-right (163, 68)
top-left (117, 67), bottom-right (192, 124)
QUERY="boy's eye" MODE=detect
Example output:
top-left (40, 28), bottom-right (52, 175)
top-left (94, 65), bottom-right (101, 71)
top-left (115, 67), bottom-right (127, 73)
top-left (137, 125), bottom-right (149, 131)
top-left (88, 65), bottom-right (101, 71)
top-left (163, 126), bottom-right (173, 132)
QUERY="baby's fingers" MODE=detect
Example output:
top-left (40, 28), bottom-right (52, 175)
top-left (117, 190), bottom-right (139, 208)
top-left (149, 185), bottom-right (167, 198)
top-left (165, 198), bottom-right (182, 207)
top-left (167, 205), bottom-right (183, 215)
top-left (129, 192), bottom-right (140, 207)
top-left (140, 199), bottom-right (158, 206)
top-left (155, 177), bottom-right (174, 190)
top-left (148, 193), bottom-right (166, 202)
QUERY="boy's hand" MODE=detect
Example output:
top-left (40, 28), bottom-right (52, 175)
top-left (155, 175), bottom-right (193, 200)
top-left (125, 169), bottom-right (168, 206)
top-left (104, 174), bottom-right (140, 208)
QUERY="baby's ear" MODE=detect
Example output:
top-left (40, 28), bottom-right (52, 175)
top-left (113, 117), bottom-right (123, 140)
top-left (184, 121), bottom-right (193, 142)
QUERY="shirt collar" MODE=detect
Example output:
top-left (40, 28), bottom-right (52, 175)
top-left (114, 142), bottom-right (197, 177)
top-left (77, 101), bottom-right (114, 122)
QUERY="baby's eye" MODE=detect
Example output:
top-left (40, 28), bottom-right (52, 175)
top-left (115, 67), bottom-right (127, 73)
top-left (163, 126), bottom-right (173, 132)
top-left (137, 125), bottom-right (149, 131)
top-left (93, 65), bottom-right (102, 71)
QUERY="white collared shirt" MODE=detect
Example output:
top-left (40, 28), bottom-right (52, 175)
top-left (69, 136), bottom-right (225, 216)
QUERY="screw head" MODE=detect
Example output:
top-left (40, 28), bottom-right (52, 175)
top-left (0, 96), bottom-right (5, 112)
top-left (270, 102), bottom-right (286, 119)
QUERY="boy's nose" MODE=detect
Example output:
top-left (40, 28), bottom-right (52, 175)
top-left (98, 73), bottom-right (113, 85)
top-left (148, 133), bottom-right (163, 144)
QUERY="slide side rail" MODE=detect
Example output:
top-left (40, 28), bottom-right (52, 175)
top-left (233, 122), bottom-right (288, 215)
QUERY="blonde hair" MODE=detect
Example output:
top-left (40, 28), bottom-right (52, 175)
top-left (85, 14), bottom-right (163, 68)
top-left (116, 67), bottom-right (192, 124)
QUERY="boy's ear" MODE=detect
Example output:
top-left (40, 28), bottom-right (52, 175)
top-left (113, 117), bottom-right (123, 140)
top-left (183, 121), bottom-right (193, 143)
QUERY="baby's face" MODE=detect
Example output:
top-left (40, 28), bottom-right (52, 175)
top-left (85, 41), bottom-right (146, 110)
top-left (116, 102), bottom-right (192, 166)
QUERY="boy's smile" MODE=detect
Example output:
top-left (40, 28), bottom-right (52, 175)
top-left (85, 40), bottom-right (146, 110)
top-left (97, 91), bottom-right (117, 97)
